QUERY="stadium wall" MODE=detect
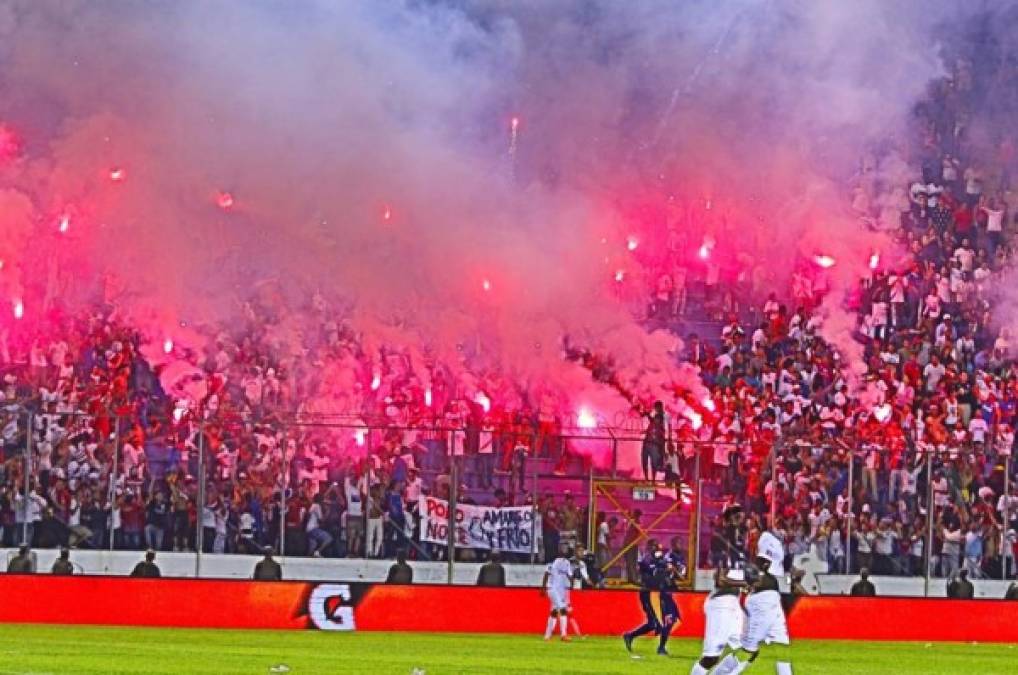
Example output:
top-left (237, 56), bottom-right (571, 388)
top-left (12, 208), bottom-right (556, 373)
top-left (3, 548), bottom-right (1013, 598)
top-left (0, 576), bottom-right (1015, 642)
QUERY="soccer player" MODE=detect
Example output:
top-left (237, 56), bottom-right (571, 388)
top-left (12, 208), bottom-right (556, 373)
top-left (567, 546), bottom-right (594, 637)
top-left (622, 539), bottom-right (666, 656)
top-left (656, 548), bottom-right (684, 655)
top-left (690, 566), bottom-right (746, 675)
top-left (541, 546), bottom-right (575, 641)
top-left (756, 523), bottom-right (785, 578)
top-left (715, 554), bottom-right (793, 675)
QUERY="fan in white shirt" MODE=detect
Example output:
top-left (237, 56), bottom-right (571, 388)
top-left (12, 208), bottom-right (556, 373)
top-left (968, 417), bottom-right (989, 445)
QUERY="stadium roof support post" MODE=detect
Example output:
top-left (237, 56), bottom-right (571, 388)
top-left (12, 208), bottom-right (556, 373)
top-left (23, 410), bottom-right (32, 547)
top-left (768, 437), bottom-right (780, 529)
top-left (923, 448), bottom-right (934, 597)
top-left (530, 452), bottom-right (538, 565)
top-left (692, 447), bottom-right (702, 590)
top-left (109, 415), bottom-right (120, 554)
top-left (1004, 455), bottom-right (1011, 582)
top-left (586, 466), bottom-right (595, 555)
top-left (195, 419), bottom-right (206, 578)
top-left (280, 425), bottom-right (288, 558)
top-left (845, 443), bottom-right (854, 576)
top-left (447, 432), bottom-right (458, 585)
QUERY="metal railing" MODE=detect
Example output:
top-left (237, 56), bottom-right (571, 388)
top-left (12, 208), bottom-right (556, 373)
top-left (1, 405), bottom-right (1014, 593)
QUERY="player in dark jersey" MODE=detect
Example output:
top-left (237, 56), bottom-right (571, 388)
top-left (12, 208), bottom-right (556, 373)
top-left (622, 539), bottom-right (666, 656)
top-left (655, 548), bottom-right (685, 655)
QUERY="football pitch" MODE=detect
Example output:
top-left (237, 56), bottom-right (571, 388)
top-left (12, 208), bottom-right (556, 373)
top-left (0, 624), bottom-right (1014, 674)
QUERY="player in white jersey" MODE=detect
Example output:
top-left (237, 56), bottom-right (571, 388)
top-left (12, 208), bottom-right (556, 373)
top-left (690, 566), bottom-right (747, 675)
top-left (755, 529), bottom-right (785, 577)
top-left (541, 547), bottom-right (575, 641)
top-left (715, 547), bottom-right (793, 674)
top-left (567, 547), bottom-right (593, 637)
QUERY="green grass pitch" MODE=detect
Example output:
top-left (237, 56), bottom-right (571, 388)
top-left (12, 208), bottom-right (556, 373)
top-left (0, 625), bottom-right (1014, 674)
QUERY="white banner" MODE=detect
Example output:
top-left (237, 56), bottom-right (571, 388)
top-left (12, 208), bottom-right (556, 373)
top-left (420, 496), bottom-right (541, 554)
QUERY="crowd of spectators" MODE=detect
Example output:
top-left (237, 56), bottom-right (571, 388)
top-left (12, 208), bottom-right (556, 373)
top-left (654, 50), bottom-right (1018, 581)
top-left (0, 301), bottom-right (594, 562)
top-left (2, 29), bottom-right (1018, 587)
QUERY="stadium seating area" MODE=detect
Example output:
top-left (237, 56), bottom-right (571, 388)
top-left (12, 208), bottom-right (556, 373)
top-left (0, 39), bottom-right (1016, 585)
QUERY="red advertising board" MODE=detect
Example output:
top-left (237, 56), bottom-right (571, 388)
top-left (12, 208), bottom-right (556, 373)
top-left (0, 576), bottom-right (1014, 642)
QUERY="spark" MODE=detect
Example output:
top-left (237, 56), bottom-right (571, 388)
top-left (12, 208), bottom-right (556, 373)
top-left (370, 373), bottom-right (381, 391)
top-left (577, 408), bottom-right (597, 429)
top-left (109, 167), bottom-right (125, 182)
top-left (216, 191), bottom-right (234, 210)
top-left (163, 338), bottom-right (174, 354)
top-left (12, 298), bottom-right (23, 320)
top-left (614, 269), bottom-right (625, 283)
top-left (354, 428), bottom-right (367, 446)
top-left (382, 205), bottom-right (392, 221)
top-left (869, 252), bottom-right (880, 270)
top-left (482, 278), bottom-right (491, 292)
top-left (474, 392), bottom-right (491, 413)
top-left (698, 244), bottom-right (711, 260)
top-left (814, 254), bottom-right (836, 269)
top-left (58, 214), bottom-right (70, 234)
top-left (508, 115), bottom-right (520, 172)
top-left (702, 397), bottom-right (716, 412)
top-left (424, 387), bottom-right (433, 407)
top-left (627, 236), bottom-right (639, 251)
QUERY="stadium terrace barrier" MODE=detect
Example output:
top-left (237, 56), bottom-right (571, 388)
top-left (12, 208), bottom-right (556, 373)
top-left (0, 577), bottom-right (1016, 642)
top-left (6, 549), bottom-right (1016, 599)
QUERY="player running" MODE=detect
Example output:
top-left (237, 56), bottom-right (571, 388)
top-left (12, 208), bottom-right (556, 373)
top-left (656, 544), bottom-right (685, 655)
top-left (715, 552), bottom-right (793, 675)
top-left (541, 546), bottom-right (576, 642)
top-left (622, 539), bottom-right (667, 657)
top-left (689, 565), bottom-right (747, 675)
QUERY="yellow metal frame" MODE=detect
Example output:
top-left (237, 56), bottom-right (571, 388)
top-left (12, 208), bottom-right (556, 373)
top-left (587, 478), bottom-right (696, 588)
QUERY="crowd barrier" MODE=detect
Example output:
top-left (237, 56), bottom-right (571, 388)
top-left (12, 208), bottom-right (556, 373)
top-left (0, 576), bottom-right (1014, 642)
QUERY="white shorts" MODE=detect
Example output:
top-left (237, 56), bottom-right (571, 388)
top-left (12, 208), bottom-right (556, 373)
top-left (549, 588), bottom-right (570, 612)
top-left (702, 594), bottom-right (744, 657)
top-left (742, 590), bottom-right (789, 651)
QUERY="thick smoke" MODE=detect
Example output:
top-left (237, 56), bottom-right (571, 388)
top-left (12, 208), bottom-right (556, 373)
top-left (0, 1), bottom-right (973, 465)
top-left (930, 5), bottom-right (1018, 342)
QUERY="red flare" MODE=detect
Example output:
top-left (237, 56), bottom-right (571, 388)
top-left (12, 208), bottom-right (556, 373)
top-left (577, 408), bottom-right (597, 429)
top-left (814, 254), bottom-right (836, 268)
